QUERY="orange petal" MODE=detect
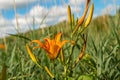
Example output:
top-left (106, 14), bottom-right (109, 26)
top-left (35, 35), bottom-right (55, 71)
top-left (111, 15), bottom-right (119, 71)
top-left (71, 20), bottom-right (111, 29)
top-left (31, 40), bottom-right (46, 49)
top-left (0, 44), bottom-right (5, 49)
top-left (48, 40), bottom-right (55, 54)
top-left (59, 40), bottom-right (68, 47)
top-left (53, 45), bottom-right (60, 58)
top-left (49, 40), bottom-right (56, 53)
top-left (55, 32), bottom-right (62, 43)
top-left (44, 39), bottom-right (56, 59)
top-left (47, 45), bottom-right (60, 60)
top-left (45, 38), bottom-right (61, 59)
top-left (44, 38), bottom-right (51, 49)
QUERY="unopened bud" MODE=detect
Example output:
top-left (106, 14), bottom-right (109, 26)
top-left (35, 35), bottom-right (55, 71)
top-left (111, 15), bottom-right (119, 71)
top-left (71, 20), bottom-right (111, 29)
top-left (84, 3), bottom-right (94, 27)
top-left (68, 5), bottom-right (72, 24)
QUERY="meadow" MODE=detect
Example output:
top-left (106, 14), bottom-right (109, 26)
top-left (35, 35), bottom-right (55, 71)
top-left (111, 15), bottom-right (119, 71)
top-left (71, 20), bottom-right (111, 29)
top-left (0, 1), bottom-right (120, 80)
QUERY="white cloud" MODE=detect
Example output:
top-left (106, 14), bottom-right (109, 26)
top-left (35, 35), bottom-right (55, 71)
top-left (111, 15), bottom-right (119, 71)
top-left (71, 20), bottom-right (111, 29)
top-left (48, 6), bottom-right (67, 17)
top-left (102, 4), bottom-right (116, 15)
top-left (29, 5), bottom-right (69, 25)
top-left (0, 17), bottom-right (14, 35)
top-left (0, 16), bottom-right (13, 26)
top-left (69, 0), bottom-right (85, 6)
top-left (93, 13), bottom-right (98, 18)
top-left (58, 15), bottom-right (67, 22)
top-left (0, 0), bottom-right (36, 9)
top-left (68, 0), bottom-right (85, 17)
top-left (29, 5), bottom-right (48, 17)
top-left (0, 1), bottom-right (84, 38)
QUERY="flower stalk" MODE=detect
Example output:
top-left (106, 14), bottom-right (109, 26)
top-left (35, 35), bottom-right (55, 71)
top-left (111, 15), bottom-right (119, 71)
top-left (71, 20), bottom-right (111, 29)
top-left (72, 36), bottom-right (87, 68)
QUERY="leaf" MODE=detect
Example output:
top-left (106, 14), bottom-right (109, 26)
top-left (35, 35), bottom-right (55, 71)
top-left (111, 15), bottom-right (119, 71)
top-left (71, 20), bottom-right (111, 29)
top-left (114, 29), bottom-right (120, 47)
top-left (91, 38), bottom-right (97, 54)
top-left (78, 75), bottom-right (94, 80)
top-left (68, 76), bottom-right (75, 80)
top-left (10, 44), bottom-right (16, 64)
top-left (8, 34), bottom-right (31, 41)
top-left (104, 56), bottom-right (112, 72)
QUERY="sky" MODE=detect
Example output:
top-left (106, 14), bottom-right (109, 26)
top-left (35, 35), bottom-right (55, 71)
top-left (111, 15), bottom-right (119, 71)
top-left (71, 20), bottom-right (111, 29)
top-left (0, 0), bottom-right (119, 38)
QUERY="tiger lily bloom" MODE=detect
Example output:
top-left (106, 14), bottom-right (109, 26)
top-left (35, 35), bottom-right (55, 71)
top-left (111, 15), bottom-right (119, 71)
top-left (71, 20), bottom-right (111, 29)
top-left (30, 32), bottom-right (68, 60)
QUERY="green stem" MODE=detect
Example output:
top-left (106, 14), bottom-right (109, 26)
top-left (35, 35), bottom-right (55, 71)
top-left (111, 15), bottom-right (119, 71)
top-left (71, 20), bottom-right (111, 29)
top-left (64, 65), bottom-right (67, 80)
top-left (66, 45), bottom-right (74, 64)
top-left (53, 61), bottom-right (56, 79)
top-left (36, 62), bottom-right (43, 69)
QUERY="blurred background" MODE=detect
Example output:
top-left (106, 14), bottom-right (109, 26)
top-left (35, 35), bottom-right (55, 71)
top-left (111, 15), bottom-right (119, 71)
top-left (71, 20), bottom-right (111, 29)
top-left (0, 0), bottom-right (119, 38)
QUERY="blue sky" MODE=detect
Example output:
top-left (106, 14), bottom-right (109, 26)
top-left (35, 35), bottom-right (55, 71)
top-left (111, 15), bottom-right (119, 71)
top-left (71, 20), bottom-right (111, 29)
top-left (0, 0), bottom-right (119, 38)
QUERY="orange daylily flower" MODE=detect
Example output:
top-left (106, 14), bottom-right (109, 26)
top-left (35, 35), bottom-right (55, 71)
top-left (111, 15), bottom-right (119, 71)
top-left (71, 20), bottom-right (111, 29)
top-left (0, 44), bottom-right (5, 50)
top-left (31, 32), bottom-right (68, 60)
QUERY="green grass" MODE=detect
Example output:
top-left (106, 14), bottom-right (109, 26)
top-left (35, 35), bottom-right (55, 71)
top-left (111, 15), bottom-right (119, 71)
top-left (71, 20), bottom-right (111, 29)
top-left (0, 12), bottom-right (120, 80)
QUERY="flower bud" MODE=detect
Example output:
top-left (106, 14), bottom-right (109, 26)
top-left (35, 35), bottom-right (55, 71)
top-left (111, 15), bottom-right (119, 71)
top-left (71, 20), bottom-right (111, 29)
top-left (72, 14), bottom-right (75, 26)
top-left (68, 5), bottom-right (72, 24)
top-left (72, 0), bottom-right (90, 35)
top-left (44, 66), bottom-right (54, 79)
top-left (26, 44), bottom-right (38, 64)
top-left (84, 3), bottom-right (94, 27)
